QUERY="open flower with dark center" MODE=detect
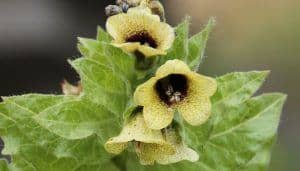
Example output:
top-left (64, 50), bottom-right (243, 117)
top-left (134, 60), bottom-right (217, 129)
top-left (105, 114), bottom-right (175, 165)
top-left (106, 6), bottom-right (174, 57)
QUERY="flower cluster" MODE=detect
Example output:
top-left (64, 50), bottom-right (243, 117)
top-left (104, 0), bottom-right (217, 165)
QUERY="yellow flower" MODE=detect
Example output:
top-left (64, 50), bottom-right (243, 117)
top-left (104, 114), bottom-right (175, 165)
top-left (106, 6), bottom-right (174, 57)
top-left (134, 60), bottom-right (217, 129)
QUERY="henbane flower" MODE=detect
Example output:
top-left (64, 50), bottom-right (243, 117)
top-left (134, 59), bottom-right (217, 129)
top-left (106, 6), bottom-right (174, 57)
top-left (104, 114), bottom-right (175, 165)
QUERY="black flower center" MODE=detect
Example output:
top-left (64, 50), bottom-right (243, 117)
top-left (155, 74), bottom-right (188, 106)
top-left (126, 31), bottom-right (158, 48)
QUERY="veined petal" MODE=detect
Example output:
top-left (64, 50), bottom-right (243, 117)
top-left (156, 130), bottom-right (199, 164)
top-left (104, 141), bottom-right (128, 155)
top-left (134, 77), bottom-right (158, 106)
top-left (113, 42), bottom-right (140, 53)
top-left (136, 142), bottom-right (175, 165)
top-left (104, 114), bottom-right (167, 154)
top-left (114, 39), bottom-right (167, 57)
top-left (156, 59), bottom-right (191, 78)
top-left (178, 97), bottom-right (212, 126)
top-left (190, 73), bottom-right (218, 97)
top-left (138, 45), bottom-right (166, 57)
top-left (143, 103), bottom-right (174, 130)
top-left (134, 78), bottom-right (174, 129)
top-left (177, 73), bottom-right (217, 125)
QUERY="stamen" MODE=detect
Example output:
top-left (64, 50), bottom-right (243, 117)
top-left (165, 85), bottom-right (173, 96)
top-left (155, 74), bottom-right (188, 106)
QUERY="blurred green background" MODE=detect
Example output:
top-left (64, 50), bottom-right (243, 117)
top-left (0, 0), bottom-right (299, 170)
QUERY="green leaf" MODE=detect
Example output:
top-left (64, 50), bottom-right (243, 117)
top-left (75, 162), bottom-right (120, 171)
top-left (34, 99), bottom-right (121, 140)
top-left (71, 58), bottom-right (131, 115)
top-left (242, 138), bottom-right (275, 171)
top-left (2, 94), bottom-right (75, 113)
top-left (212, 71), bottom-right (270, 108)
top-left (187, 18), bottom-right (216, 71)
top-left (78, 38), bottom-right (135, 81)
top-left (0, 160), bottom-right (10, 171)
top-left (9, 144), bottom-right (117, 171)
top-left (196, 93), bottom-right (286, 170)
top-left (96, 26), bottom-right (112, 43)
top-left (12, 145), bottom-right (78, 171)
top-left (0, 94), bottom-right (113, 170)
top-left (159, 17), bottom-right (190, 64)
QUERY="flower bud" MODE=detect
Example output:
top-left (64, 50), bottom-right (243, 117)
top-left (149, 0), bottom-right (165, 21)
top-left (105, 5), bottom-right (123, 17)
top-left (116, 0), bottom-right (141, 7)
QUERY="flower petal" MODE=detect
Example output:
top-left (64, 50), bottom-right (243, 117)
top-left (134, 77), bottom-right (174, 129)
top-left (104, 140), bottom-right (128, 155)
top-left (113, 42), bottom-right (140, 53)
top-left (156, 59), bottom-right (191, 78)
top-left (134, 77), bottom-right (158, 106)
top-left (156, 129), bottom-right (199, 164)
top-left (190, 73), bottom-right (218, 97)
top-left (138, 45), bottom-right (166, 57)
top-left (136, 142), bottom-right (175, 165)
top-left (143, 103), bottom-right (174, 130)
top-left (177, 74), bottom-right (217, 125)
top-left (104, 114), bottom-right (168, 154)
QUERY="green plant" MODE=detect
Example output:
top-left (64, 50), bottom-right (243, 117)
top-left (0, 1), bottom-right (286, 170)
